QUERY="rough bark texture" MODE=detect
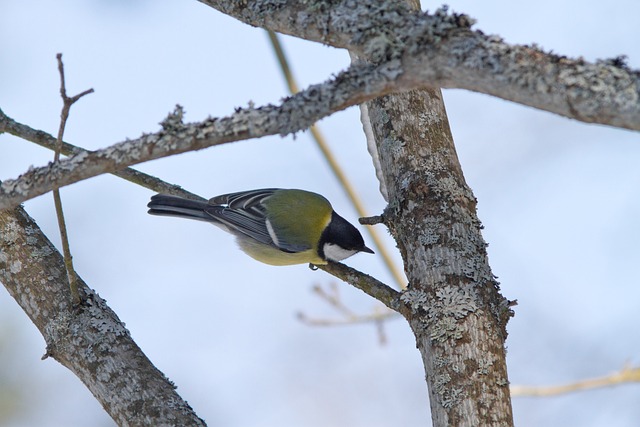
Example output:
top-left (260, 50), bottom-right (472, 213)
top-left (348, 1), bottom-right (514, 423)
top-left (1, 3), bottom-right (639, 209)
top-left (366, 88), bottom-right (513, 425)
top-left (199, 0), bottom-right (640, 130)
top-left (0, 111), bottom-right (202, 200)
top-left (1, 0), bottom-right (636, 425)
top-left (0, 206), bottom-right (206, 427)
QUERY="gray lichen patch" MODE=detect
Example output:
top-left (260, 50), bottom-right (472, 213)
top-left (401, 282), bottom-right (479, 344)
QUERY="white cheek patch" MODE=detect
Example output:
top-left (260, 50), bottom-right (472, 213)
top-left (323, 243), bottom-right (357, 262)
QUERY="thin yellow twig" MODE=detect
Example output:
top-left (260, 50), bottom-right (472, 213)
top-left (298, 282), bottom-right (399, 344)
top-left (297, 308), bottom-right (398, 326)
top-left (266, 31), bottom-right (407, 290)
top-left (511, 364), bottom-right (640, 397)
top-left (311, 283), bottom-right (355, 317)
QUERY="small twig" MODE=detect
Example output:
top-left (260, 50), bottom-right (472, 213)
top-left (298, 281), bottom-right (399, 344)
top-left (314, 262), bottom-right (401, 311)
top-left (297, 308), bottom-right (398, 326)
top-left (53, 53), bottom-right (94, 305)
top-left (311, 283), bottom-right (355, 317)
top-left (359, 215), bottom-right (384, 225)
top-left (511, 364), bottom-right (640, 397)
top-left (298, 306), bottom-right (397, 345)
top-left (375, 317), bottom-right (388, 346)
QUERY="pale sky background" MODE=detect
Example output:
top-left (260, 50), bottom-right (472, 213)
top-left (1, 1), bottom-right (640, 426)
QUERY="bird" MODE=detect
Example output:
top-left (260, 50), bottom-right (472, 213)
top-left (147, 188), bottom-right (374, 266)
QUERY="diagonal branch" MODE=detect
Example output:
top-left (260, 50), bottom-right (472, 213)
top-left (1, 110), bottom-right (400, 314)
top-left (0, 205), bottom-right (206, 426)
top-left (0, 109), bottom-right (202, 200)
top-left (199, 0), bottom-right (640, 131)
top-left (315, 262), bottom-right (401, 311)
top-left (0, 60), bottom-right (401, 211)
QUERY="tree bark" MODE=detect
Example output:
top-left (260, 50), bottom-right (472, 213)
top-left (198, 0), bottom-right (640, 131)
top-left (348, 0), bottom-right (514, 424)
top-left (2, 0), bottom-right (636, 424)
top-left (0, 206), bottom-right (206, 427)
top-left (364, 88), bottom-right (513, 425)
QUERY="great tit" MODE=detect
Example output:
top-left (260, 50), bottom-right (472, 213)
top-left (147, 188), bottom-right (374, 266)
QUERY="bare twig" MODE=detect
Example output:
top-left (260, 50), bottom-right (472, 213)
top-left (511, 364), bottom-right (640, 397)
top-left (298, 305), bottom-right (397, 345)
top-left (359, 215), bottom-right (384, 226)
top-left (298, 282), bottom-right (399, 345)
top-left (297, 306), bottom-right (398, 326)
top-left (313, 262), bottom-right (401, 311)
top-left (53, 53), bottom-right (94, 305)
top-left (267, 30), bottom-right (407, 290)
top-left (311, 283), bottom-right (355, 317)
top-left (297, 282), bottom-right (399, 345)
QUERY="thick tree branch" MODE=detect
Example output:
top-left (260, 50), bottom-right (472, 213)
top-left (0, 205), bottom-right (206, 426)
top-left (199, 0), bottom-right (640, 131)
top-left (366, 86), bottom-right (514, 427)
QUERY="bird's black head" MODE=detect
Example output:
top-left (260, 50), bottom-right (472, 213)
top-left (318, 212), bottom-right (374, 262)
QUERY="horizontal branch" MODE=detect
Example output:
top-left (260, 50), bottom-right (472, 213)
top-left (511, 365), bottom-right (640, 397)
top-left (297, 309), bottom-right (398, 326)
top-left (199, 0), bottom-right (640, 131)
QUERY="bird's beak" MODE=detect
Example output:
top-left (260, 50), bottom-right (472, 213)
top-left (360, 245), bottom-right (375, 254)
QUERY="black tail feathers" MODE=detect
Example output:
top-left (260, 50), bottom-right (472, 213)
top-left (147, 194), bottom-right (210, 221)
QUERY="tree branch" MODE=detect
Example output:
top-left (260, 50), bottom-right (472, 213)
top-left (1, 109), bottom-right (398, 316)
top-left (511, 365), bottom-right (640, 397)
top-left (0, 59), bottom-right (402, 211)
top-left (314, 262), bottom-right (401, 312)
top-left (297, 282), bottom-right (399, 329)
top-left (0, 108), bottom-right (202, 200)
top-left (199, 0), bottom-right (640, 131)
top-left (52, 53), bottom-right (94, 305)
top-left (0, 205), bottom-right (206, 426)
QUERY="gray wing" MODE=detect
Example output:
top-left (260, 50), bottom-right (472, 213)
top-left (204, 189), bottom-right (309, 253)
top-left (210, 188), bottom-right (279, 209)
top-left (204, 189), bottom-right (278, 248)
